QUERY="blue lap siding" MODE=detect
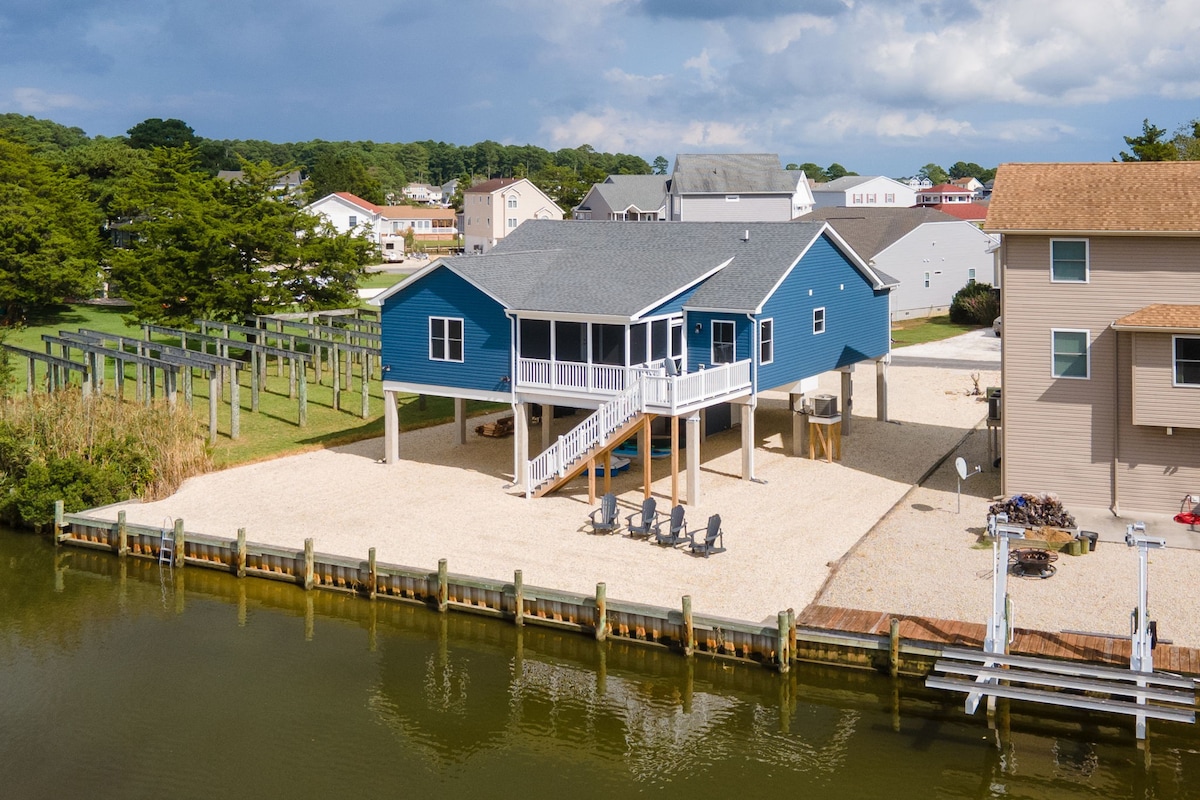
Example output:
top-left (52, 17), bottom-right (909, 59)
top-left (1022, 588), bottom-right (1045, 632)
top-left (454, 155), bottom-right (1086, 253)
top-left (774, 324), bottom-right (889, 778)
top-left (756, 234), bottom-right (890, 391)
top-left (378, 266), bottom-right (513, 394)
top-left (686, 312), bottom-right (751, 370)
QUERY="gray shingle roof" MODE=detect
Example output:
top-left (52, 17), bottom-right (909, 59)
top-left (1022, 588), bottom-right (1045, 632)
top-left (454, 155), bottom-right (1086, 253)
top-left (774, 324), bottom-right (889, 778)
top-left (801, 206), bottom-right (961, 260)
top-left (406, 220), bottom-right (877, 317)
top-left (811, 175), bottom-right (875, 192)
top-left (580, 175), bottom-right (667, 214)
top-left (670, 154), bottom-right (798, 195)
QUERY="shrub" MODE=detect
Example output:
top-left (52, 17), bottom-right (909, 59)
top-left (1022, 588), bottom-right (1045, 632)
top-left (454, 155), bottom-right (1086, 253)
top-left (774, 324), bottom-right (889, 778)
top-left (949, 282), bottom-right (998, 325)
top-left (0, 392), bottom-right (211, 529)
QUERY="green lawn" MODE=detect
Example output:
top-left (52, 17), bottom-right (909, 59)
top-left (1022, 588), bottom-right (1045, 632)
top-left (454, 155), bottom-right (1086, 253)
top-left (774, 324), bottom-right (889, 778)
top-left (359, 271), bottom-right (408, 290)
top-left (1, 303), bottom-right (501, 468)
top-left (890, 315), bottom-right (983, 347)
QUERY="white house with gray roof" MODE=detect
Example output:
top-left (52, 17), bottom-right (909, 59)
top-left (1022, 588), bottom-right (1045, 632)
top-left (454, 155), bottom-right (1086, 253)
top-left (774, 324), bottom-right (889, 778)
top-left (574, 175), bottom-right (668, 221)
top-left (667, 154), bottom-right (814, 221)
top-left (803, 207), bottom-right (997, 320)
top-left (372, 221), bottom-right (896, 503)
top-left (811, 176), bottom-right (916, 209)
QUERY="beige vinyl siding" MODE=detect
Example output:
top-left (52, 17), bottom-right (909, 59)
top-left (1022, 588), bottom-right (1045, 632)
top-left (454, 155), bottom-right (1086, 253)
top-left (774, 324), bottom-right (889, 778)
top-left (1000, 235), bottom-right (1200, 512)
top-left (1130, 332), bottom-right (1200, 428)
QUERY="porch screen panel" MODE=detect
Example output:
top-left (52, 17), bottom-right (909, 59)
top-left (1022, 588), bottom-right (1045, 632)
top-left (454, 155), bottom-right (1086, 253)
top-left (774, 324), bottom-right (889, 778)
top-left (592, 323), bottom-right (625, 366)
top-left (651, 319), bottom-right (669, 361)
top-left (630, 323), bottom-right (647, 365)
top-left (555, 321), bottom-right (586, 362)
top-left (519, 319), bottom-right (551, 359)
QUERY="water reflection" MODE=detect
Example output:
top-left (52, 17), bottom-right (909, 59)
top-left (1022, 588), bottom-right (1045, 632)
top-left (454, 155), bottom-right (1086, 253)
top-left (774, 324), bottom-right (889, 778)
top-left (3, 530), bottom-right (1200, 799)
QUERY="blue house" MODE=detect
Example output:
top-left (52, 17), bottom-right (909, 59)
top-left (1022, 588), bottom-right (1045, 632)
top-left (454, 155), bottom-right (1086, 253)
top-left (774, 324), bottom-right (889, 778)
top-left (373, 221), bottom-right (895, 502)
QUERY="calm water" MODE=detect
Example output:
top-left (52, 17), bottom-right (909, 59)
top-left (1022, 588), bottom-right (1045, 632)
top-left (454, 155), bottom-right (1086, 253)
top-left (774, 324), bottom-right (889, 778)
top-left (2, 530), bottom-right (1198, 799)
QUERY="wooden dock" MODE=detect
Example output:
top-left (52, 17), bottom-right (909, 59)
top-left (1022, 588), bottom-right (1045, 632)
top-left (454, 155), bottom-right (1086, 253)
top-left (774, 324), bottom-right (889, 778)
top-left (799, 604), bottom-right (1200, 675)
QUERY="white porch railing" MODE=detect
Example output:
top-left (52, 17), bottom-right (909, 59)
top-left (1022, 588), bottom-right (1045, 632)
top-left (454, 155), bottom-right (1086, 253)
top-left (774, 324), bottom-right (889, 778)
top-left (517, 358), bottom-right (631, 394)
top-left (524, 359), bottom-right (753, 496)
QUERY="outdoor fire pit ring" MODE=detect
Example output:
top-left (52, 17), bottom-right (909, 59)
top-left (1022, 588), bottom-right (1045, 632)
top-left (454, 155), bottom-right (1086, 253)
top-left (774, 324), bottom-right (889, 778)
top-left (1009, 548), bottom-right (1058, 579)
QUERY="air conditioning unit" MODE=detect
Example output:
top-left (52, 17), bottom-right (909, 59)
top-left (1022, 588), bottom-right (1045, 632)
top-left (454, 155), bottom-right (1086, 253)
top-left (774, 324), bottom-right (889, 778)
top-left (810, 394), bottom-right (838, 418)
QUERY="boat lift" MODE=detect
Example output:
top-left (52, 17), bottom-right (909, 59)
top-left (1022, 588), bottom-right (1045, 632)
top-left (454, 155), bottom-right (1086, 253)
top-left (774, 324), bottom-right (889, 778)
top-left (926, 517), bottom-right (1196, 741)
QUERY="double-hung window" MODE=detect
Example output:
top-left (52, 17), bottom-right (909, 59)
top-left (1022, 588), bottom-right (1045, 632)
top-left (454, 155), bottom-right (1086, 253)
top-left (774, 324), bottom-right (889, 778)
top-left (1175, 336), bottom-right (1200, 386)
top-left (759, 319), bottom-right (774, 364)
top-left (507, 197), bottom-right (517, 209)
top-left (712, 320), bottom-right (735, 364)
top-left (1051, 329), bottom-right (1089, 379)
top-left (430, 317), bottom-right (464, 362)
top-left (813, 307), bottom-right (826, 335)
top-left (1051, 239), bottom-right (1088, 282)
top-left (507, 217), bottom-right (517, 229)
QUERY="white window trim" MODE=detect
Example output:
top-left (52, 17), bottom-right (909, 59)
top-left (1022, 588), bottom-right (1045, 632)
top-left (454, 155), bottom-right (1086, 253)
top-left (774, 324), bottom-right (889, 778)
top-left (1173, 334), bottom-right (1200, 387)
top-left (1051, 328), bottom-right (1090, 380)
top-left (1050, 238), bottom-right (1089, 283)
top-left (813, 307), bottom-right (826, 335)
top-left (759, 318), bottom-right (774, 365)
top-left (711, 320), bottom-right (735, 364)
top-left (429, 316), bottom-right (464, 363)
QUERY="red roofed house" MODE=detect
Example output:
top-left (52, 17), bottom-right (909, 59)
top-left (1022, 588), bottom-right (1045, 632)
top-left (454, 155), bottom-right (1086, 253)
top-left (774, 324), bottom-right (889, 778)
top-left (917, 183), bottom-right (988, 223)
top-left (985, 162), bottom-right (1200, 517)
top-left (304, 192), bottom-right (458, 261)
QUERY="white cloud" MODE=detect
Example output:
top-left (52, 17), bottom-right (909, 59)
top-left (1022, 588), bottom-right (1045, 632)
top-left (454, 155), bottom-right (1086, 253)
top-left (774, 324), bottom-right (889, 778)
top-left (9, 87), bottom-right (94, 113)
top-left (542, 108), bottom-right (749, 154)
top-left (810, 109), bottom-right (975, 140)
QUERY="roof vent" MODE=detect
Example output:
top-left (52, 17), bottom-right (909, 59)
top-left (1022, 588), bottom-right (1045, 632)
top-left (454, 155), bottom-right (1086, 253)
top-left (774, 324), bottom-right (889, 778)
top-left (741, 229), bottom-right (750, 242)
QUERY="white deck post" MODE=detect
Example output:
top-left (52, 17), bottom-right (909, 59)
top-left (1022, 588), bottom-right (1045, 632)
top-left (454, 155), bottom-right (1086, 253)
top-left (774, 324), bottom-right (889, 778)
top-left (453, 397), bottom-right (467, 445)
top-left (513, 402), bottom-right (529, 489)
top-left (383, 389), bottom-right (399, 464)
top-left (686, 413), bottom-right (701, 505)
top-left (876, 356), bottom-right (889, 422)
top-left (740, 401), bottom-right (755, 481)
top-left (542, 404), bottom-right (555, 452)
top-left (839, 366), bottom-right (854, 436)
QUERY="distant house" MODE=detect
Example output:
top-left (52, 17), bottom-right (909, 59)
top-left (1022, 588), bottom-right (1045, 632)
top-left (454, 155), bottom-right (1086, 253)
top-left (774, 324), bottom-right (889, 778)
top-left (811, 176), bottom-right (916, 209)
top-left (906, 177), bottom-right (933, 190)
top-left (667, 154), bottom-right (814, 221)
top-left (216, 169), bottom-right (304, 195)
top-left (950, 176), bottom-right (983, 193)
top-left (575, 175), bottom-right (667, 221)
top-left (303, 192), bottom-right (457, 261)
top-left (373, 221), bottom-right (895, 501)
top-left (402, 183), bottom-right (443, 204)
top-left (917, 183), bottom-right (976, 205)
top-left (985, 161), bottom-right (1200, 515)
top-left (462, 178), bottom-right (563, 253)
top-left (804, 207), bottom-right (997, 320)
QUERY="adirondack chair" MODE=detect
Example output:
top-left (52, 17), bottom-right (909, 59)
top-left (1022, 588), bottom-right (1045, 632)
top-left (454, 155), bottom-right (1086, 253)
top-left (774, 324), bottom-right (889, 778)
top-left (653, 505), bottom-right (688, 546)
top-left (625, 497), bottom-right (658, 540)
top-left (687, 514), bottom-right (726, 557)
top-left (663, 357), bottom-right (679, 377)
top-left (588, 492), bottom-right (620, 535)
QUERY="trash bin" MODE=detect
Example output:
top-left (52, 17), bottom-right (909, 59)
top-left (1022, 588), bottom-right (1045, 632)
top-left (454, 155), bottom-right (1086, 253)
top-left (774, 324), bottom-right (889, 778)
top-left (1079, 530), bottom-right (1099, 552)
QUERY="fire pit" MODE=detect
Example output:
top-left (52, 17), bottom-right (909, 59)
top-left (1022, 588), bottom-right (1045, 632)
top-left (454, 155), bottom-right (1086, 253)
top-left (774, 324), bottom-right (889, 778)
top-left (1009, 548), bottom-right (1058, 578)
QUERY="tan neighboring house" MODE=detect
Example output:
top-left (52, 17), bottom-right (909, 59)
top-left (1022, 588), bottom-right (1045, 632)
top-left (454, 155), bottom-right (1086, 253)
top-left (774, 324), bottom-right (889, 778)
top-left (462, 178), bottom-right (563, 253)
top-left (985, 162), bottom-right (1200, 515)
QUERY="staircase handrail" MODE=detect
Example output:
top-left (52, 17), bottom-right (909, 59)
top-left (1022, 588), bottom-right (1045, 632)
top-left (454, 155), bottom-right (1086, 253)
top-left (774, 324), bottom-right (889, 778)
top-left (527, 375), bottom-right (646, 496)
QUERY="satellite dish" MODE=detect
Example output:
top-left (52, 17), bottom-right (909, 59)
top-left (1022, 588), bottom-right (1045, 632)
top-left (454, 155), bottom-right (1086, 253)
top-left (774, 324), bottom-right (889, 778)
top-left (955, 457), bottom-right (968, 480)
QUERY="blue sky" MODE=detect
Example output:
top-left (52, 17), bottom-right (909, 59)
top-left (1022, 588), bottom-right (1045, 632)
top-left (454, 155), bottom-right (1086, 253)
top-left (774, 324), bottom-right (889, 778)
top-left (3, 0), bottom-right (1199, 176)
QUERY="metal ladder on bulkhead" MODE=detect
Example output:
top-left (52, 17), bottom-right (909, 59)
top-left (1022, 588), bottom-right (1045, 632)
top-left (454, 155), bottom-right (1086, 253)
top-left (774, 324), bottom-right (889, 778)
top-left (158, 518), bottom-right (174, 566)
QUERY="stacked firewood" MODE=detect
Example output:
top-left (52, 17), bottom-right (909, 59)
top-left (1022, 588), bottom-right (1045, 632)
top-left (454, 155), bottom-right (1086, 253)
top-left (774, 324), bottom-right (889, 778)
top-left (988, 493), bottom-right (1076, 529)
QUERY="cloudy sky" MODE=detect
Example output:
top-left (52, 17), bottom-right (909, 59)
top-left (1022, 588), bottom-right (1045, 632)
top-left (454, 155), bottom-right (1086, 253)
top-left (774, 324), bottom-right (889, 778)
top-left (3, 0), bottom-right (1199, 175)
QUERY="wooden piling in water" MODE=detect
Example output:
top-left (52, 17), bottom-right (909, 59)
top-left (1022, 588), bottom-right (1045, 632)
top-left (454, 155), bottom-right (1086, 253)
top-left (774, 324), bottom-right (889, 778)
top-left (595, 582), bottom-right (607, 641)
top-left (778, 611), bottom-right (790, 673)
top-left (303, 538), bottom-right (314, 590)
top-left (368, 548), bottom-right (377, 599)
top-left (682, 595), bottom-right (694, 657)
top-left (54, 500), bottom-right (65, 545)
top-left (236, 528), bottom-right (247, 577)
top-left (117, 510), bottom-right (128, 558)
top-left (514, 570), bottom-right (524, 626)
top-left (172, 519), bottom-right (185, 567)
top-left (437, 559), bottom-right (448, 612)
top-left (889, 617), bottom-right (900, 677)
